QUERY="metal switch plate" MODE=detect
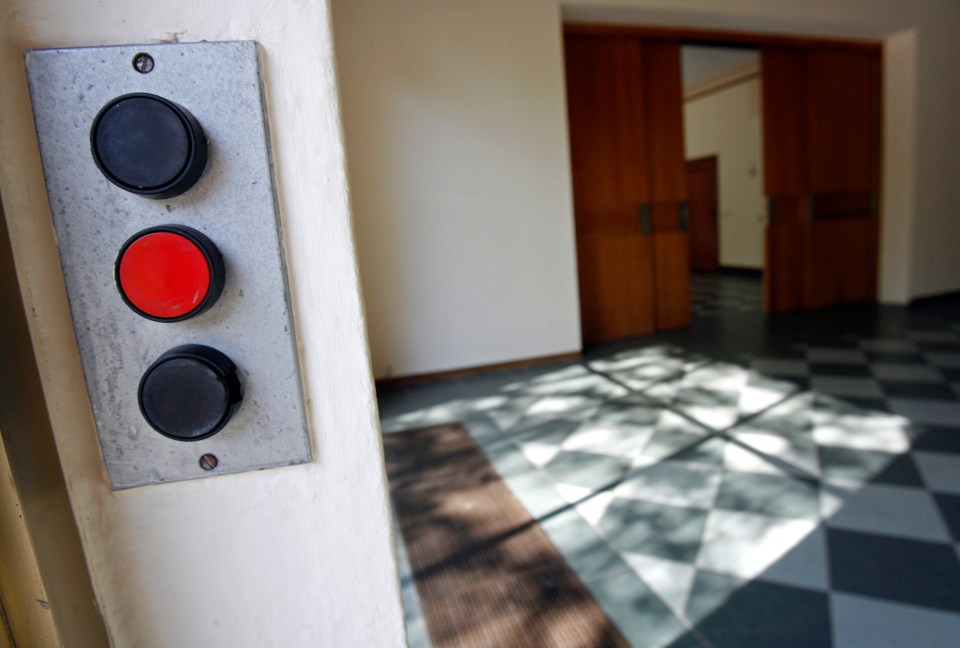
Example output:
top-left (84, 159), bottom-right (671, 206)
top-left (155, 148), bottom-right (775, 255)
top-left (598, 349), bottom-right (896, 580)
top-left (26, 41), bottom-right (311, 489)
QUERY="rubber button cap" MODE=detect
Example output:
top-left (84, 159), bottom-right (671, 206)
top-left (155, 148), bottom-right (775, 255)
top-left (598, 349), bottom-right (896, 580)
top-left (116, 225), bottom-right (224, 322)
top-left (91, 93), bottom-right (207, 198)
top-left (139, 344), bottom-right (242, 441)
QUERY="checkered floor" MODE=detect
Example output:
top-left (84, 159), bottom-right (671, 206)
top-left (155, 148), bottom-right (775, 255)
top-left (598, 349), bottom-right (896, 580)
top-left (690, 271), bottom-right (763, 319)
top-left (379, 297), bottom-right (960, 648)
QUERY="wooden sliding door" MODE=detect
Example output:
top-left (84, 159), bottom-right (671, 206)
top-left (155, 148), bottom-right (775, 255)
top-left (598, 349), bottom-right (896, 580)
top-left (564, 33), bottom-right (689, 343)
top-left (763, 44), bottom-right (881, 312)
top-left (686, 156), bottom-right (719, 272)
top-left (645, 41), bottom-right (690, 331)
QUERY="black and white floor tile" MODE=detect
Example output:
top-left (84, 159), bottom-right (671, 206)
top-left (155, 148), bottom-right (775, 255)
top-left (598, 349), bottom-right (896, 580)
top-left (380, 278), bottom-right (960, 648)
top-left (690, 271), bottom-right (764, 319)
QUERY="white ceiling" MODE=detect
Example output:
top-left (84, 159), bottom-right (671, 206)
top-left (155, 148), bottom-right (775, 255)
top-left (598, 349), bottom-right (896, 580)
top-left (682, 45), bottom-right (759, 89)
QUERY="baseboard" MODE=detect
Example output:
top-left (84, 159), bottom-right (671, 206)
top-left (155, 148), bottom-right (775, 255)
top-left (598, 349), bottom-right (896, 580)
top-left (909, 290), bottom-right (960, 307)
top-left (375, 351), bottom-right (582, 388)
top-left (693, 266), bottom-right (763, 278)
top-left (717, 266), bottom-right (763, 277)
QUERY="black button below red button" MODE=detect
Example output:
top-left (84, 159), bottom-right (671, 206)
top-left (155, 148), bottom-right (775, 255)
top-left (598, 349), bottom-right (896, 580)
top-left (116, 225), bottom-right (224, 322)
top-left (138, 344), bottom-right (243, 441)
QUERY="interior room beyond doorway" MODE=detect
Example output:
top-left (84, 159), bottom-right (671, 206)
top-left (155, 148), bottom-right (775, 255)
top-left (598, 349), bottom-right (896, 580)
top-left (682, 45), bottom-right (765, 276)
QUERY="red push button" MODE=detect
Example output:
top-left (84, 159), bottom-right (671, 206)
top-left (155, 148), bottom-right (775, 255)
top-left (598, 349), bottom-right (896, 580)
top-left (116, 225), bottom-right (224, 321)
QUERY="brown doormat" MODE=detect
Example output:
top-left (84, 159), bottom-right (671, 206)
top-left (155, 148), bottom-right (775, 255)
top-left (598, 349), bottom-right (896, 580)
top-left (383, 422), bottom-right (629, 648)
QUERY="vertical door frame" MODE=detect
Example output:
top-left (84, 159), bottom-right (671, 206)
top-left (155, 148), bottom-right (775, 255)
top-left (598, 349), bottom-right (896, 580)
top-left (564, 23), bottom-right (883, 324)
top-left (685, 155), bottom-right (720, 272)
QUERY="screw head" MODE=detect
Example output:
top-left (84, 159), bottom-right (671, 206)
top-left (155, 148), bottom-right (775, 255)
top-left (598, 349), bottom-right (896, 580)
top-left (132, 52), bottom-right (155, 74)
top-left (199, 453), bottom-right (219, 471)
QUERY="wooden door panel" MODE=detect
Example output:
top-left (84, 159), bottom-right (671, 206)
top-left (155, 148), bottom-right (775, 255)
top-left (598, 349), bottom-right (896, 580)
top-left (654, 231), bottom-right (690, 330)
top-left (686, 157), bottom-right (719, 271)
top-left (566, 35), bottom-right (657, 343)
top-left (577, 234), bottom-right (656, 340)
top-left (762, 45), bottom-right (880, 314)
top-left (565, 36), bottom-right (649, 219)
top-left (762, 48), bottom-right (808, 196)
top-left (807, 49), bottom-right (881, 193)
top-left (644, 40), bottom-right (688, 203)
top-left (650, 199), bottom-right (691, 328)
top-left (565, 35), bottom-right (688, 342)
top-left (762, 47), bottom-right (810, 314)
top-left (805, 218), bottom-right (878, 308)
top-left (644, 40), bottom-right (690, 328)
top-left (804, 47), bottom-right (880, 307)
top-left (764, 195), bottom-right (809, 312)
top-left (765, 221), bottom-right (806, 313)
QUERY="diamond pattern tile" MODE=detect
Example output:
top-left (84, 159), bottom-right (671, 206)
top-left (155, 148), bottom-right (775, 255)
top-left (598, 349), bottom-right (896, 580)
top-left (645, 363), bottom-right (798, 430)
top-left (831, 592), bottom-right (960, 648)
top-left (613, 460), bottom-right (723, 509)
top-left (714, 471), bottom-right (820, 520)
top-left (381, 279), bottom-right (960, 647)
top-left (696, 509), bottom-right (818, 579)
top-left (543, 450), bottom-right (632, 491)
top-left (828, 529), bottom-right (960, 611)
top-left (913, 451), bottom-right (960, 494)
top-left (823, 482), bottom-right (951, 542)
top-left (685, 573), bottom-right (833, 648)
top-left (600, 497), bottom-right (709, 563)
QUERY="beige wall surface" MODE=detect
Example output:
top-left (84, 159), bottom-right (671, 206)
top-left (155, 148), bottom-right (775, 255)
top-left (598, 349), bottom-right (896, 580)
top-left (2, 0), bottom-right (958, 643)
top-left (0, 199), bottom-right (107, 646)
top-left (333, 0), bottom-right (582, 379)
top-left (0, 1), bottom-right (405, 646)
top-left (0, 435), bottom-right (60, 648)
top-left (335, 0), bottom-right (958, 381)
top-left (908, 10), bottom-right (960, 298)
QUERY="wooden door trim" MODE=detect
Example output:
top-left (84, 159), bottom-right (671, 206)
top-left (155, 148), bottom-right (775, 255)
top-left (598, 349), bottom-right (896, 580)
top-left (686, 156), bottom-right (719, 272)
top-left (563, 23), bottom-right (882, 53)
top-left (687, 155), bottom-right (717, 170)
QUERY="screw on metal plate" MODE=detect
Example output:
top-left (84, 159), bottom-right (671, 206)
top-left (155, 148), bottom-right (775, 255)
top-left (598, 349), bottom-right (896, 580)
top-left (132, 52), bottom-right (155, 74)
top-left (199, 453), bottom-right (219, 471)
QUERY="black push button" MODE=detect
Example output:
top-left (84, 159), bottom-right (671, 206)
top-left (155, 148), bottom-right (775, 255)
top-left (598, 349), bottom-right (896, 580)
top-left (90, 93), bottom-right (207, 198)
top-left (138, 345), bottom-right (242, 441)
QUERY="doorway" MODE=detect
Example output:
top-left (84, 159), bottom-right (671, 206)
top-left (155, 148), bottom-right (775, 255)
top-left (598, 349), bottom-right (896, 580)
top-left (563, 27), bottom-right (882, 342)
top-left (682, 44), bottom-right (766, 323)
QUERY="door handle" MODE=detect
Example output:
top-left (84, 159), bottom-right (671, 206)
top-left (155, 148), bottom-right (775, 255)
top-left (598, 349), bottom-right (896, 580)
top-left (768, 197), bottom-right (777, 225)
top-left (678, 202), bottom-right (689, 232)
top-left (639, 203), bottom-right (652, 235)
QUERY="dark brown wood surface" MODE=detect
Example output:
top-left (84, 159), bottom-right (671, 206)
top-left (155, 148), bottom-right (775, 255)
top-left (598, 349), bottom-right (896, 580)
top-left (565, 35), bottom-right (689, 341)
top-left (565, 35), bottom-right (657, 341)
top-left (645, 40), bottom-right (691, 331)
top-left (686, 156), bottom-right (719, 271)
top-left (762, 45), bottom-right (881, 313)
top-left (565, 23), bottom-right (882, 53)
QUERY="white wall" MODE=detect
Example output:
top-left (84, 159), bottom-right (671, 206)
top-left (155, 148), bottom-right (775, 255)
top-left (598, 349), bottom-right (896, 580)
top-left (333, 0), bottom-right (959, 379)
top-left (683, 47), bottom-right (759, 88)
top-left (879, 29), bottom-right (917, 303)
top-left (683, 51), bottom-right (765, 269)
top-left (0, 1), bottom-right (405, 646)
top-left (910, 11), bottom-right (960, 298)
top-left (332, 0), bottom-right (581, 379)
